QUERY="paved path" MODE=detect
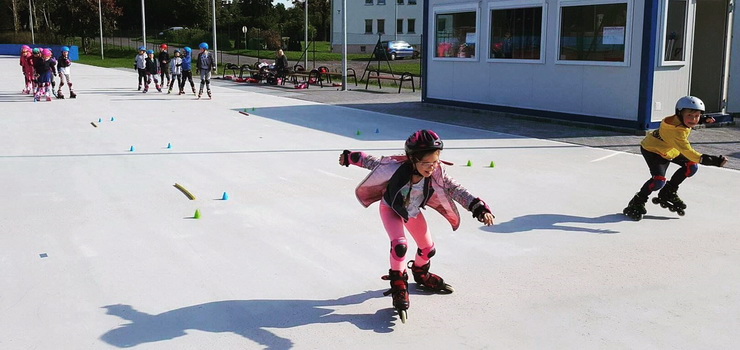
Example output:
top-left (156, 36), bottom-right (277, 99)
top-left (1, 56), bottom-right (739, 349)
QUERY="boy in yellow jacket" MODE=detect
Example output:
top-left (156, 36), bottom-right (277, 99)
top-left (623, 96), bottom-right (728, 220)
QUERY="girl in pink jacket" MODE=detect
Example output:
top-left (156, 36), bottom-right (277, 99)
top-left (339, 129), bottom-right (494, 322)
top-left (20, 45), bottom-right (35, 94)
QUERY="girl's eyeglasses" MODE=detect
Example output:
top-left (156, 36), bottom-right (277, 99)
top-left (417, 160), bottom-right (440, 168)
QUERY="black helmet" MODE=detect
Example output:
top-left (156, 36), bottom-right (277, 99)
top-left (405, 129), bottom-right (443, 155)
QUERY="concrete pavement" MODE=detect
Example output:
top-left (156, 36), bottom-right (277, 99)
top-left (1, 56), bottom-right (739, 349)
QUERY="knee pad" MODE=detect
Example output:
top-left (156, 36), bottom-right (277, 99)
top-left (205, 79), bottom-right (210, 85)
top-left (684, 162), bottom-right (699, 177)
top-left (416, 245), bottom-right (436, 259)
top-left (60, 82), bottom-right (65, 87)
top-left (390, 239), bottom-right (408, 261)
top-left (647, 175), bottom-right (666, 191)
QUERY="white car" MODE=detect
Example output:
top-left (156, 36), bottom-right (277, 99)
top-left (159, 27), bottom-right (186, 36)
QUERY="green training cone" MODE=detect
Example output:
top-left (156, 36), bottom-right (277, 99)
top-left (194, 209), bottom-right (201, 219)
top-left (467, 160), bottom-right (472, 167)
top-left (489, 161), bottom-right (496, 168)
top-left (356, 130), bottom-right (361, 135)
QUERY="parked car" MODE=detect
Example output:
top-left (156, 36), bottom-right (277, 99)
top-left (158, 27), bottom-right (186, 36)
top-left (374, 40), bottom-right (416, 60)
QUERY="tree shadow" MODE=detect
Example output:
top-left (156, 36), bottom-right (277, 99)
top-left (100, 290), bottom-right (394, 349)
top-left (481, 213), bottom-right (675, 234)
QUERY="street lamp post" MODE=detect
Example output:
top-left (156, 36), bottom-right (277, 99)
top-left (28, 0), bottom-right (34, 44)
top-left (304, 0), bottom-right (308, 69)
top-left (211, 0), bottom-right (218, 68)
top-left (98, 0), bottom-right (104, 59)
top-left (342, 0), bottom-right (347, 91)
top-left (141, 0), bottom-right (146, 48)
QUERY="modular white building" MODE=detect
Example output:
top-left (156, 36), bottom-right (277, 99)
top-left (331, 0), bottom-right (424, 54)
top-left (421, 0), bottom-right (738, 130)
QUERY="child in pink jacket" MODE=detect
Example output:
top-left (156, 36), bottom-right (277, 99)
top-left (339, 129), bottom-right (494, 322)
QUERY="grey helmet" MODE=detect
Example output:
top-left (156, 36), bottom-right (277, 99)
top-left (675, 96), bottom-right (705, 114)
top-left (675, 96), bottom-right (705, 127)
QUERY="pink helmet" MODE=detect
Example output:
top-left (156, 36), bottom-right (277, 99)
top-left (21, 45), bottom-right (31, 52)
top-left (41, 49), bottom-right (52, 57)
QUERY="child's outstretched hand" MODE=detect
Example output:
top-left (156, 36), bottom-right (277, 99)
top-left (479, 212), bottom-right (495, 226)
top-left (339, 150), bottom-right (351, 167)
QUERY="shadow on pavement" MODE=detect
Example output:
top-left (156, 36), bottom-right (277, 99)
top-left (100, 290), bottom-right (395, 349)
top-left (480, 213), bottom-right (665, 234)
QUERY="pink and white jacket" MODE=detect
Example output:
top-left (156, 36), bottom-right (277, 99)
top-left (347, 151), bottom-right (486, 231)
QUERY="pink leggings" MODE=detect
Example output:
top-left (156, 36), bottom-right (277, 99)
top-left (380, 202), bottom-right (435, 271)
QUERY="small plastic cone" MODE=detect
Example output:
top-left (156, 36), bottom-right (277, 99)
top-left (110, 117), bottom-right (115, 121)
top-left (489, 161), bottom-right (496, 168)
top-left (222, 192), bottom-right (229, 200)
top-left (194, 209), bottom-right (201, 219)
top-left (356, 130), bottom-right (361, 135)
top-left (467, 160), bottom-right (472, 167)
top-left (130, 146), bottom-right (135, 152)
top-left (167, 143), bottom-right (172, 149)
top-left (98, 118), bottom-right (102, 123)
top-left (375, 128), bottom-right (380, 133)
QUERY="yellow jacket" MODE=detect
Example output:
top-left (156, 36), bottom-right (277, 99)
top-left (641, 115), bottom-right (702, 162)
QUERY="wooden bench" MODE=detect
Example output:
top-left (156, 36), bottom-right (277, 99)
top-left (365, 71), bottom-right (415, 93)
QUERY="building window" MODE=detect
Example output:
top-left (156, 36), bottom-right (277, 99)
top-left (559, 2), bottom-right (628, 62)
top-left (378, 19), bottom-right (385, 34)
top-left (365, 19), bottom-right (373, 34)
top-left (397, 19), bottom-right (404, 34)
top-left (397, 0), bottom-right (404, 4)
top-left (378, 0), bottom-right (385, 5)
top-left (408, 18), bottom-right (416, 34)
top-left (490, 6), bottom-right (543, 60)
top-left (408, 0), bottom-right (416, 4)
top-left (360, 46), bottom-right (366, 52)
top-left (435, 11), bottom-right (477, 58)
top-left (365, 0), bottom-right (372, 5)
top-left (663, 0), bottom-right (687, 63)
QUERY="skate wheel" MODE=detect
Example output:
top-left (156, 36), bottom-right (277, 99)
top-left (442, 284), bottom-right (455, 294)
top-left (398, 309), bottom-right (407, 324)
top-left (677, 210), bottom-right (685, 216)
top-left (660, 203), bottom-right (668, 208)
top-left (668, 207), bottom-right (675, 212)
top-left (652, 197), bottom-right (660, 204)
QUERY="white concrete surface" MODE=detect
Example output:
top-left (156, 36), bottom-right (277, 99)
top-left (0, 56), bottom-right (738, 349)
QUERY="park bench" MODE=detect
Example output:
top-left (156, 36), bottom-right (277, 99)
top-left (364, 71), bottom-right (415, 93)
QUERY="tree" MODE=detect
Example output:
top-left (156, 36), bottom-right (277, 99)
top-left (53, 0), bottom-right (123, 52)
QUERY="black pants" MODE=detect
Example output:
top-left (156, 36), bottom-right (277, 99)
top-left (159, 64), bottom-right (170, 84)
top-left (169, 74), bottom-right (182, 91)
top-left (637, 146), bottom-right (695, 197)
top-left (180, 70), bottom-right (194, 91)
top-left (137, 68), bottom-right (147, 86)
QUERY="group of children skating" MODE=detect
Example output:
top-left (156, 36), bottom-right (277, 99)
top-left (134, 42), bottom-right (215, 99)
top-left (339, 96), bottom-right (728, 322)
top-left (19, 45), bottom-right (75, 102)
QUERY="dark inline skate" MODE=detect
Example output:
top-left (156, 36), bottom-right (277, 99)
top-left (56, 90), bottom-right (64, 99)
top-left (69, 91), bottom-right (76, 98)
top-left (622, 193), bottom-right (648, 221)
top-left (381, 269), bottom-right (409, 323)
top-left (652, 184), bottom-right (686, 216)
top-left (408, 260), bottom-right (454, 293)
